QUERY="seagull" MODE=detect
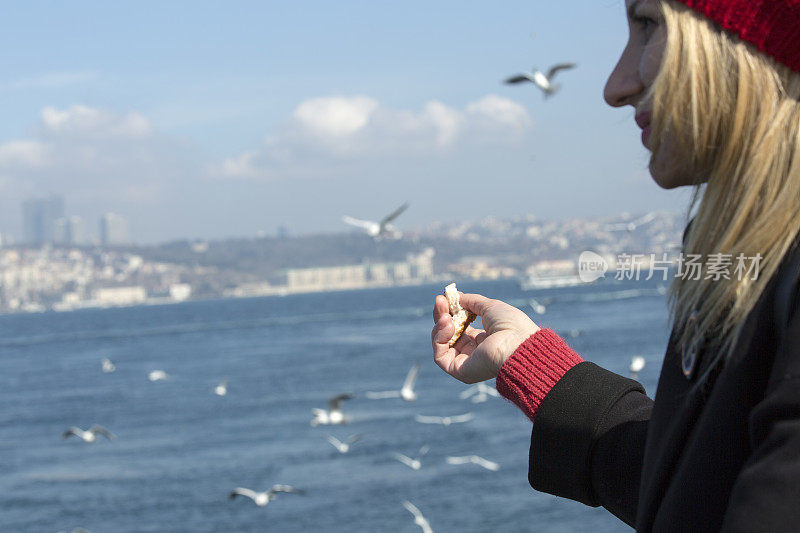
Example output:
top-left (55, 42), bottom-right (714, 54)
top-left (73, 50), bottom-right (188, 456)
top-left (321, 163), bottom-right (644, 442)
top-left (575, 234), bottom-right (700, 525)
top-left (446, 455), bottom-right (500, 471)
top-left (392, 445), bottom-right (430, 470)
top-left (325, 434), bottom-right (363, 454)
top-left (214, 379), bottom-right (228, 396)
top-left (402, 501), bottom-right (434, 533)
top-left (311, 393), bottom-right (355, 426)
top-left (504, 63), bottom-right (577, 98)
top-left (604, 212), bottom-right (658, 232)
top-left (101, 358), bottom-right (115, 373)
top-left (342, 202), bottom-right (409, 240)
top-left (630, 356), bottom-right (646, 378)
top-left (148, 370), bottom-right (168, 382)
top-left (528, 298), bottom-right (546, 315)
top-left (228, 485), bottom-right (306, 507)
top-left (365, 359), bottom-right (421, 402)
top-left (459, 383), bottom-right (499, 404)
top-left (62, 425), bottom-right (115, 442)
top-left (414, 413), bottom-right (474, 426)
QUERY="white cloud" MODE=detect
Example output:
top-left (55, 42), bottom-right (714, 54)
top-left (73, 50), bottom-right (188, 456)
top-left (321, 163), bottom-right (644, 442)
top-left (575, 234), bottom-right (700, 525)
top-left (466, 95), bottom-right (531, 130)
top-left (0, 140), bottom-right (47, 167)
top-left (0, 105), bottom-right (195, 206)
top-left (293, 96), bottom-right (378, 138)
top-left (40, 105), bottom-right (152, 137)
top-left (217, 94), bottom-right (532, 179)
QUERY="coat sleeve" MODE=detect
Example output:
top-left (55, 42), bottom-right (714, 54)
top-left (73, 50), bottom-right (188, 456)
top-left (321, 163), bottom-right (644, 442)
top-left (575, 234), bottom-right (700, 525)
top-left (528, 361), bottom-right (653, 527)
top-left (718, 307), bottom-right (800, 532)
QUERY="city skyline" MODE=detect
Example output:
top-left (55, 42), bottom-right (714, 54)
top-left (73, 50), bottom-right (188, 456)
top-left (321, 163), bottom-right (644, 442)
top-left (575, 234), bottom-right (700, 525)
top-left (0, 1), bottom-right (692, 244)
top-left (17, 194), bottom-right (130, 246)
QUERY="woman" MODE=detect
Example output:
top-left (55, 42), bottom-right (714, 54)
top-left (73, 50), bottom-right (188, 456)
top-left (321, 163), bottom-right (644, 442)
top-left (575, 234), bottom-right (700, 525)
top-left (431, 0), bottom-right (800, 531)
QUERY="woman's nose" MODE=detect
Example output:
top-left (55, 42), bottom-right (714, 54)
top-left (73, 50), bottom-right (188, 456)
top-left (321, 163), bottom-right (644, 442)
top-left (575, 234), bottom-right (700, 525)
top-left (604, 43), bottom-right (645, 108)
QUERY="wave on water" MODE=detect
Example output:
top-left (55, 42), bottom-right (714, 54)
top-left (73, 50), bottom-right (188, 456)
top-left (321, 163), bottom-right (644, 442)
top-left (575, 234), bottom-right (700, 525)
top-left (0, 305), bottom-right (430, 349)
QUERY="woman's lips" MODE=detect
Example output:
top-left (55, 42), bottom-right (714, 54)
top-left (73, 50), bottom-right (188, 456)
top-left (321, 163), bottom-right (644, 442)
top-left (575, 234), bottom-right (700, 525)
top-left (635, 111), bottom-right (652, 146)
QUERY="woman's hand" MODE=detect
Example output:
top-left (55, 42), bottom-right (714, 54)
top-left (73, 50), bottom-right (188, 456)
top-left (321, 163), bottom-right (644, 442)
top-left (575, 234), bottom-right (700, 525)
top-left (431, 292), bottom-right (540, 383)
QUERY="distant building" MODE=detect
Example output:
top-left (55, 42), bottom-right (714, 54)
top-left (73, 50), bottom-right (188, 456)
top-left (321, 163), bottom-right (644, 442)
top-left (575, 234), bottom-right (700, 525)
top-left (54, 216), bottom-right (86, 246)
top-left (279, 250), bottom-right (435, 293)
top-left (22, 195), bottom-right (64, 245)
top-left (92, 286), bottom-right (146, 306)
top-left (100, 213), bottom-right (130, 246)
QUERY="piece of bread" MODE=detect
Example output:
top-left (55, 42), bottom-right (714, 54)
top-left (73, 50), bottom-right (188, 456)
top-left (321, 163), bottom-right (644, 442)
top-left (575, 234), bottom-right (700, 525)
top-left (444, 283), bottom-right (477, 347)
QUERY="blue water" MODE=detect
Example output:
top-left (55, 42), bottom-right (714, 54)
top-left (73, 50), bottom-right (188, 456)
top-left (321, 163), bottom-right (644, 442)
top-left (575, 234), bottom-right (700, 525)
top-left (0, 278), bottom-right (671, 532)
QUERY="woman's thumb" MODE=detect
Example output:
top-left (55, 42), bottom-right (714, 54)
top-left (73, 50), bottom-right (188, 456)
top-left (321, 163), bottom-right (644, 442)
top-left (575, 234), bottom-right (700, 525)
top-left (458, 293), bottom-right (494, 317)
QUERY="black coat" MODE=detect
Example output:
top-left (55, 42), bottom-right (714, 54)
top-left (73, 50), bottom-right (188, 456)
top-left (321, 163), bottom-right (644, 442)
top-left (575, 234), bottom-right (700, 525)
top-left (528, 240), bottom-right (800, 531)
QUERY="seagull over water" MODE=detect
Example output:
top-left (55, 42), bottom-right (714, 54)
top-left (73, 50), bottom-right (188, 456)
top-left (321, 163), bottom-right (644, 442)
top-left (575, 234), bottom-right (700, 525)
top-left (630, 356), bottom-right (646, 378)
top-left (342, 202), bottom-right (409, 240)
top-left (148, 370), bottom-right (169, 382)
top-left (214, 379), bottom-right (228, 396)
top-left (311, 393), bottom-right (355, 426)
top-left (62, 425), bottom-right (115, 442)
top-left (527, 298), bottom-right (547, 315)
top-left (325, 434), bottom-right (363, 454)
top-left (446, 455), bottom-right (500, 471)
top-left (228, 485), bottom-right (306, 507)
top-left (392, 445), bottom-right (430, 470)
top-left (101, 358), bottom-right (115, 373)
top-left (504, 63), bottom-right (577, 98)
top-left (604, 211), bottom-right (658, 232)
top-left (414, 413), bottom-right (474, 426)
top-left (366, 359), bottom-right (421, 402)
top-left (403, 501), bottom-right (435, 533)
top-left (459, 383), bottom-right (499, 404)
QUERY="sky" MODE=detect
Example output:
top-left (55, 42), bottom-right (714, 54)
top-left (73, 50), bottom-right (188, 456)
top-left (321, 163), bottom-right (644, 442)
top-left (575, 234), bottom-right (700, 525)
top-left (0, 0), bottom-right (692, 244)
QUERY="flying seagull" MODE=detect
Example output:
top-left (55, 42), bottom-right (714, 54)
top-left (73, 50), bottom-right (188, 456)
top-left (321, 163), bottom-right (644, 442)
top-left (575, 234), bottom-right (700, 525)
top-left (101, 358), bottom-right (115, 373)
top-left (392, 445), bottom-right (430, 470)
top-left (527, 298), bottom-right (547, 315)
top-left (311, 393), bottom-right (355, 426)
top-left (630, 356), bottom-right (646, 378)
top-left (459, 382), bottom-right (499, 404)
top-left (365, 359), bottom-right (422, 402)
top-left (402, 501), bottom-right (435, 533)
top-left (228, 485), bottom-right (306, 507)
top-left (62, 425), bottom-right (116, 443)
top-left (325, 434), bottom-right (363, 454)
top-left (414, 412), bottom-right (474, 426)
top-left (445, 455), bottom-right (500, 471)
top-left (342, 202), bottom-right (409, 240)
top-left (504, 63), bottom-right (577, 98)
top-left (604, 211), bottom-right (658, 232)
top-left (148, 370), bottom-right (169, 382)
top-left (214, 379), bottom-right (228, 396)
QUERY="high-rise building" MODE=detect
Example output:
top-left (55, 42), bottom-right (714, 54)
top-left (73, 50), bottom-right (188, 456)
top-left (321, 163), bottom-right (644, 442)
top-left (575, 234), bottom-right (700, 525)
top-left (100, 213), bottom-right (130, 246)
top-left (22, 195), bottom-right (65, 245)
top-left (54, 216), bottom-right (86, 245)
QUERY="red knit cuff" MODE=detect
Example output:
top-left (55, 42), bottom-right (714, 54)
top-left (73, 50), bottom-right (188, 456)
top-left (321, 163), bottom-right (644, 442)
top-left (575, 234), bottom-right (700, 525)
top-left (495, 328), bottom-right (584, 422)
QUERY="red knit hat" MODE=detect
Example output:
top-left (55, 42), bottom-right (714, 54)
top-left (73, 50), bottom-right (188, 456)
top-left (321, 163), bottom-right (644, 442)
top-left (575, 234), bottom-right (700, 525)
top-left (674, 0), bottom-right (800, 73)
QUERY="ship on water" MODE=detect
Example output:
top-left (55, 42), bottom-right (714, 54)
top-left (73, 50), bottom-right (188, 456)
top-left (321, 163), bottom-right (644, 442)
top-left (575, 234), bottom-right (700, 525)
top-left (518, 259), bottom-right (585, 290)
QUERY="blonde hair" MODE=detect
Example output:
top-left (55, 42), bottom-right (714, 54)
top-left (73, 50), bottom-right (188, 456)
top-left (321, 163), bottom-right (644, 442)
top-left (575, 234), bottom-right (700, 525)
top-left (650, 0), bottom-right (800, 367)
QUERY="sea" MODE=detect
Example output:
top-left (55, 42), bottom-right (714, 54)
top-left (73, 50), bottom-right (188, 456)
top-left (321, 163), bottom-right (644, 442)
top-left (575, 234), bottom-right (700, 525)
top-left (0, 277), bottom-right (672, 533)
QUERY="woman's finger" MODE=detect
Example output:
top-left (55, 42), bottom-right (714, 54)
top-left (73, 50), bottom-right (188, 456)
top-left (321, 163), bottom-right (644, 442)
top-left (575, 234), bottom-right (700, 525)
top-left (432, 294), bottom-right (450, 322)
top-left (432, 315), bottom-right (455, 354)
